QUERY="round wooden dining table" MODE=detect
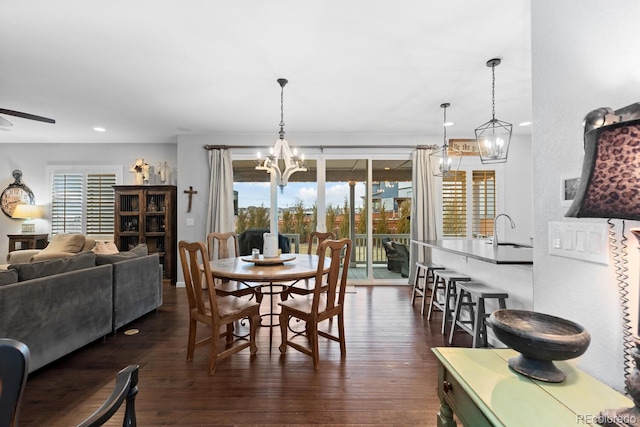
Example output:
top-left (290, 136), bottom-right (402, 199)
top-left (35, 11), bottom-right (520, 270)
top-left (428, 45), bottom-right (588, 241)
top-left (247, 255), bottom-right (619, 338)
top-left (208, 254), bottom-right (330, 284)
top-left (208, 254), bottom-right (331, 350)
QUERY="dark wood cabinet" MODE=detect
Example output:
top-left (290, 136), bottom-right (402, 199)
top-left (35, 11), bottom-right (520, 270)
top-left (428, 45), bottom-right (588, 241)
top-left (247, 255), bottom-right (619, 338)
top-left (113, 185), bottom-right (177, 285)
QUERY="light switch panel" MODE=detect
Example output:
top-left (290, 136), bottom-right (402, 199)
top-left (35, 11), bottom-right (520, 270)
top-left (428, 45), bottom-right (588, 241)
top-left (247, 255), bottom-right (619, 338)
top-left (548, 221), bottom-right (609, 265)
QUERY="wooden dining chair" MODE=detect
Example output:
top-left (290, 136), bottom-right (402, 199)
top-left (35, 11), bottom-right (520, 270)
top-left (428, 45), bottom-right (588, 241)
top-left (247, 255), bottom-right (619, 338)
top-left (206, 232), bottom-right (257, 300)
top-left (281, 231), bottom-right (335, 301)
top-left (179, 241), bottom-right (260, 374)
top-left (0, 338), bottom-right (139, 427)
top-left (278, 238), bottom-right (352, 370)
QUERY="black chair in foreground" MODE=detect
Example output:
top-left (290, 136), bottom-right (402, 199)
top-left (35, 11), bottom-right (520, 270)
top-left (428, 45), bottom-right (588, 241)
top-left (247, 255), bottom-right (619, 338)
top-left (0, 338), bottom-right (139, 427)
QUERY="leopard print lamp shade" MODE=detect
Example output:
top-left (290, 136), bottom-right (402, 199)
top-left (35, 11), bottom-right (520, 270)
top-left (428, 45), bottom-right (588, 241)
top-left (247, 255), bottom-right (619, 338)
top-left (565, 118), bottom-right (640, 220)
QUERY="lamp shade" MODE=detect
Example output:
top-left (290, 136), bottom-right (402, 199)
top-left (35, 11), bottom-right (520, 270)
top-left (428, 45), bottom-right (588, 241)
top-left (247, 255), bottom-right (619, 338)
top-left (11, 203), bottom-right (41, 219)
top-left (565, 118), bottom-right (640, 220)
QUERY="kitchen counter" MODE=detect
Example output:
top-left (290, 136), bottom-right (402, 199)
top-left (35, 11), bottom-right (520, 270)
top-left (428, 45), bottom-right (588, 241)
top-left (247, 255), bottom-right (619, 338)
top-left (413, 239), bottom-right (533, 265)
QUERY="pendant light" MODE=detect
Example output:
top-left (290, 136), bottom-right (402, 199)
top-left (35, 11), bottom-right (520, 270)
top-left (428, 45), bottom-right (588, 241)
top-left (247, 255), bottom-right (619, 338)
top-left (474, 58), bottom-right (512, 164)
top-left (255, 78), bottom-right (306, 191)
top-left (430, 102), bottom-right (462, 177)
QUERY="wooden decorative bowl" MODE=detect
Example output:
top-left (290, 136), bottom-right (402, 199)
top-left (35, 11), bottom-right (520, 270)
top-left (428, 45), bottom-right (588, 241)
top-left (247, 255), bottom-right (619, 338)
top-left (487, 309), bottom-right (591, 383)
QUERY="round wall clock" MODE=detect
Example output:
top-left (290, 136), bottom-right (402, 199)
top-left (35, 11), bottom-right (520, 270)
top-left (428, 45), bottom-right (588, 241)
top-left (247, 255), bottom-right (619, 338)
top-left (1, 170), bottom-right (35, 218)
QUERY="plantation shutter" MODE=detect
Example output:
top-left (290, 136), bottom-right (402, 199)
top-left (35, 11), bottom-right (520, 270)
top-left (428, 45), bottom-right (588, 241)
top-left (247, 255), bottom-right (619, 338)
top-left (472, 170), bottom-right (496, 238)
top-left (51, 170), bottom-right (117, 236)
top-left (442, 171), bottom-right (467, 237)
top-left (86, 173), bottom-right (116, 235)
top-left (51, 173), bottom-right (84, 235)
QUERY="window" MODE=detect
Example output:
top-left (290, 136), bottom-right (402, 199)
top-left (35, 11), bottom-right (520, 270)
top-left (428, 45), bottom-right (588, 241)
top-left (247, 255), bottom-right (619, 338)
top-left (472, 170), bottom-right (496, 238)
top-left (49, 167), bottom-right (120, 236)
top-left (441, 169), bottom-right (496, 238)
top-left (442, 171), bottom-right (467, 237)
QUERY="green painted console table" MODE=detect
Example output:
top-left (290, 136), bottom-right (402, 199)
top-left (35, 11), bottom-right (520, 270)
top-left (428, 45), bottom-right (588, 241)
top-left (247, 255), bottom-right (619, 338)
top-left (432, 347), bottom-right (633, 426)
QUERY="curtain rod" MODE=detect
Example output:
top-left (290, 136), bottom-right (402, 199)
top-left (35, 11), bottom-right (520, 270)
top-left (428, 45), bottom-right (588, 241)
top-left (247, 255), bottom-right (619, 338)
top-left (204, 144), bottom-right (438, 151)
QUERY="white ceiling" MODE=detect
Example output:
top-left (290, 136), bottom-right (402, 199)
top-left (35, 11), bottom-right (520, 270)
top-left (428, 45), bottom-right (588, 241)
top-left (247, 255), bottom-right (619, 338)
top-left (0, 0), bottom-right (532, 144)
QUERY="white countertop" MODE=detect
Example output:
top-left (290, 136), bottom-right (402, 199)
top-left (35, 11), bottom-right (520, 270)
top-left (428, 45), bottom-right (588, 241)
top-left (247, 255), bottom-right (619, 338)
top-left (413, 239), bottom-right (533, 264)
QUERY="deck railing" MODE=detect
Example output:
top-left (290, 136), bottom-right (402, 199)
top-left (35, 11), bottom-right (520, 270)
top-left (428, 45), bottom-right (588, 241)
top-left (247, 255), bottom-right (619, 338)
top-left (354, 234), bottom-right (411, 264)
top-left (283, 233), bottom-right (410, 265)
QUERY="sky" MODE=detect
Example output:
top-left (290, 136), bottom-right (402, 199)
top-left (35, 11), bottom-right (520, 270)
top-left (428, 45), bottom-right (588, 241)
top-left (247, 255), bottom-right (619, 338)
top-left (235, 181), bottom-right (367, 210)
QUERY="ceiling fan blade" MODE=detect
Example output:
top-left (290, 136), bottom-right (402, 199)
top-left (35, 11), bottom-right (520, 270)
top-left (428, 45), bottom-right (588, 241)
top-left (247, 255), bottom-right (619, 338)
top-left (0, 115), bottom-right (13, 127)
top-left (0, 108), bottom-right (55, 124)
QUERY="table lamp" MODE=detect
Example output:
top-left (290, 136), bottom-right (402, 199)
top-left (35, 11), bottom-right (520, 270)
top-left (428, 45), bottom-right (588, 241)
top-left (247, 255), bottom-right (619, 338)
top-left (11, 204), bottom-right (42, 234)
top-left (565, 103), bottom-right (640, 426)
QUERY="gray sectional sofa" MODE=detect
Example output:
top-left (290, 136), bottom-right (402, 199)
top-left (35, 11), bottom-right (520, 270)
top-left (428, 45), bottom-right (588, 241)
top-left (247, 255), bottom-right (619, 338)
top-left (0, 247), bottom-right (162, 372)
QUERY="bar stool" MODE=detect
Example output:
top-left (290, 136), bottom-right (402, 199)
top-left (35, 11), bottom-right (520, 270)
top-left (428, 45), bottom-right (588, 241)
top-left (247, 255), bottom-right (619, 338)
top-left (448, 281), bottom-right (509, 348)
top-left (411, 262), bottom-right (445, 315)
top-left (427, 270), bottom-right (471, 334)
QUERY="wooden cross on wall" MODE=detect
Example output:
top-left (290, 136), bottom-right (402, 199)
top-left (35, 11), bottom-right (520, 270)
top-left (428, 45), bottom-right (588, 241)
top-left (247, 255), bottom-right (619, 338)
top-left (184, 186), bottom-right (197, 213)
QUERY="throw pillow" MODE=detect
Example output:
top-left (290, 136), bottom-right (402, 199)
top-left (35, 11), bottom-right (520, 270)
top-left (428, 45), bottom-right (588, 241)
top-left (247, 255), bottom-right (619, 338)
top-left (82, 237), bottom-right (97, 252)
top-left (0, 269), bottom-right (18, 286)
top-left (92, 241), bottom-right (120, 255)
top-left (43, 233), bottom-right (86, 253)
top-left (9, 251), bottom-right (97, 282)
top-left (95, 244), bottom-right (148, 265)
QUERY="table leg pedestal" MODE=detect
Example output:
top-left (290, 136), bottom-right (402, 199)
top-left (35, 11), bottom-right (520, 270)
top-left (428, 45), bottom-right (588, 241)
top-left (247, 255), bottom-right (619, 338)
top-left (254, 282), bottom-right (288, 352)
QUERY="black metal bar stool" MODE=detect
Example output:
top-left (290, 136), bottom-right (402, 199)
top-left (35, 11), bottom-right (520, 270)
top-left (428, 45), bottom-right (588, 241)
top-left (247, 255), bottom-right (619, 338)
top-left (448, 281), bottom-right (509, 348)
top-left (411, 262), bottom-right (445, 315)
top-left (427, 270), bottom-right (471, 334)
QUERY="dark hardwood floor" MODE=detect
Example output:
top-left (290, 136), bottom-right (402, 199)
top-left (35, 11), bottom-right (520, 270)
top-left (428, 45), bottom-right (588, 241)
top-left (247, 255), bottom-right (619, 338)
top-left (19, 284), bottom-right (471, 426)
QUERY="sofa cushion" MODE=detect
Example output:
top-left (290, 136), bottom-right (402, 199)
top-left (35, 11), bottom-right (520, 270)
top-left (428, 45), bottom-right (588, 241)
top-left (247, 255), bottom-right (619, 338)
top-left (95, 244), bottom-right (148, 265)
top-left (9, 251), bottom-right (97, 282)
top-left (0, 269), bottom-right (18, 286)
top-left (92, 241), bottom-right (119, 255)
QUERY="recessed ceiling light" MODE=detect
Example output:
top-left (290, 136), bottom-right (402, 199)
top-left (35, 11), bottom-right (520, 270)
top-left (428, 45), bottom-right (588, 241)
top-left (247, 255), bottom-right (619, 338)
top-left (93, 127), bottom-right (106, 132)
top-left (443, 121), bottom-right (454, 127)
top-left (519, 121), bottom-right (532, 127)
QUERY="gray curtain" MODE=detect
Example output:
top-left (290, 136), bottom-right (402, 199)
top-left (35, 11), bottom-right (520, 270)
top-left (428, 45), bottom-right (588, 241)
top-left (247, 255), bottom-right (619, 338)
top-left (206, 148), bottom-right (235, 235)
top-left (408, 147), bottom-right (438, 284)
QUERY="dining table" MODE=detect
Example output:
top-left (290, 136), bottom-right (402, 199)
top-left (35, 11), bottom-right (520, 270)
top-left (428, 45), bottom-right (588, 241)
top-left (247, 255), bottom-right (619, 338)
top-left (208, 253), bottom-right (331, 350)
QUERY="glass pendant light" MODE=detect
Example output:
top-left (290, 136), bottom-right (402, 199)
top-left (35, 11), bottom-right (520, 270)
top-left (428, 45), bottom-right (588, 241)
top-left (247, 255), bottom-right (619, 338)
top-left (475, 58), bottom-right (512, 164)
top-left (430, 102), bottom-right (462, 177)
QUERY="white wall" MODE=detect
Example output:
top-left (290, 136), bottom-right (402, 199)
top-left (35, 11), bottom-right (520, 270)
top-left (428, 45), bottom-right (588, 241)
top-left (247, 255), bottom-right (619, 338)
top-left (532, 0), bottom-right (640, 390)
top-left (0, 142), bottom-right (177, 262)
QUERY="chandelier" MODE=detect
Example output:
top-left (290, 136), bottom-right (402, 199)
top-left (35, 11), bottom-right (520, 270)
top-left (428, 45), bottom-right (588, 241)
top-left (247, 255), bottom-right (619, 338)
top-left (430, 102), bottom-right (462, 177)
top-left (256, 78), bottom-right (306, 192)
top-left (474, 58), bottom-right (513, 164)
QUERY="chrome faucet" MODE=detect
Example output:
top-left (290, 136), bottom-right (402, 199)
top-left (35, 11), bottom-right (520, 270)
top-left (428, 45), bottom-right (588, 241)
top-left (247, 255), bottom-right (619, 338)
top-left (493, 214), bottom-right (516, 248)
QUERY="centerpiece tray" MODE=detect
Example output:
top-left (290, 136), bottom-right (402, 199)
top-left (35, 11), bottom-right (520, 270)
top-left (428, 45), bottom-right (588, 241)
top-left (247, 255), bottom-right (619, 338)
top-left (240, 254), bottom-right (296, 265)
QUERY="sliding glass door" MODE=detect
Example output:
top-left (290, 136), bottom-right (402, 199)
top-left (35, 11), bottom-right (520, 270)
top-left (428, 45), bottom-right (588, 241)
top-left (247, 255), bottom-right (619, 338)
top-left (232, 155), bottom-right (412, 283)
top-left (324, 159), bottom-right (368, 281)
